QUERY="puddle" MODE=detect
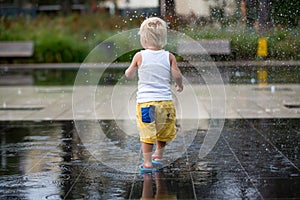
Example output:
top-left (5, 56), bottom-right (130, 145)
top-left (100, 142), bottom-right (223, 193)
top-left (0, 119), bottom-right (299, 199)
top-left (1, 64), bottom-right (300, 85)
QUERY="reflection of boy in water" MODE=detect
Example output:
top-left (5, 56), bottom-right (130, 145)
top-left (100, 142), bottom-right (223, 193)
top-left (125, 17), bottom-right (183, 169)
top-left (141, 172), bottom-right (177, 200)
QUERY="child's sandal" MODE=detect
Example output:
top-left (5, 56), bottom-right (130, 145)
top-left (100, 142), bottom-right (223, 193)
top-left (152, 155), bottom-right (162, 162)
top-left (139, 164), bottom-right (153, 173)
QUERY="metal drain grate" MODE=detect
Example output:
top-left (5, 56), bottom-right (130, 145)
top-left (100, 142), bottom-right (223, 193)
top-left (284, 104), bottom-right (300, 109)
top-left (0, 107), bottom-right (44, 111)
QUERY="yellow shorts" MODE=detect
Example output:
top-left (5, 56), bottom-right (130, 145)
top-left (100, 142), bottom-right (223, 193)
top-left (136, 100), bottom-right (176, 144)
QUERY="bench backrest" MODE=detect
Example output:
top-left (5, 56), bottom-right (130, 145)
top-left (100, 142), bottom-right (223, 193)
top-left (178, 39), bottom-right (231, 56)
top-left (0, 41), bottom-right (34, 57)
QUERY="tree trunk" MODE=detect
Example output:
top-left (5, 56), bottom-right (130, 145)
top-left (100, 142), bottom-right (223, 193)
top-left (258, 0), bottom-right (271, 31)
top-left (62, 0), bottom-right (72, 15)
top-left (245, 0), bottom-right (257, 29)
top-left (160, 0), bottom-right (175, 17)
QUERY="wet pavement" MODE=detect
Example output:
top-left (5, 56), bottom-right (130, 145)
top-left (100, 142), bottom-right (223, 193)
top-left (0, 63), bottom-right (299, 199)
top-left (0, 119), bottom-right (299, 199)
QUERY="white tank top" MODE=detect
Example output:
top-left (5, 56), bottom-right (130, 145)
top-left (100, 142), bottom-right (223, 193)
top-left (137, 49), bottom-right (172, 103)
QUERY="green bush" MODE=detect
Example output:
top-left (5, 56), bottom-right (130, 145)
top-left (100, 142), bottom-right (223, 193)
top-left (182, 26), bottom-right (300, 61)
top-left (267, 29), bottom-right (300, 60)
top-left (33, 31), bottom-right (88, 63)
top-left (0, 14), bottom-right (299, 63)
top-left (0, 13), bottom-right (135, 63)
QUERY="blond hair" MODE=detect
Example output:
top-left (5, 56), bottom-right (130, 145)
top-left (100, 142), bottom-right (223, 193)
top-left (139, 17), bottom-right (167, 49)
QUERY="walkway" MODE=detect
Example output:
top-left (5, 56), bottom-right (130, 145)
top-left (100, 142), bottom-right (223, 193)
top-left (0, 84), bottom-right (299, 121)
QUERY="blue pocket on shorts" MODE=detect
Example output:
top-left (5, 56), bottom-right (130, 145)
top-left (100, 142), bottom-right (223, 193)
top-left (141, 106), bottom-right (155, 123)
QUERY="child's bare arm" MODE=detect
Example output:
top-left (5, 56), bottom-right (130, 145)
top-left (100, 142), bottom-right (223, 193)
top-left (170, 53), bottom-right (183, 92)
top-left (125, 52), bottom-right (141, 79)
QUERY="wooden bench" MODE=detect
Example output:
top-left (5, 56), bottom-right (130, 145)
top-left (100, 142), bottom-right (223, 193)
top-left (38, 5), bottom-right (61, 12)
top-left (38, 4), bottom-right (86, 13)
top-left (0, 41), bottom-right (34, 58)
top-left (177, 39), bottom-right (231, 60)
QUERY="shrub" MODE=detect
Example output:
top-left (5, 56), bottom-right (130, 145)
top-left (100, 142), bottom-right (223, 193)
top-left (0, 14), bottom-right (299, 63)
top-left (181, 26), bottom-right (300, 61)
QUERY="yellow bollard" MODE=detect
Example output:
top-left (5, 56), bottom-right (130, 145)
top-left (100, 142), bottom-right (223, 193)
top-left (257, 37), bottom-right (268, 57)
top-left (257, 38), bottom-right (268, 85)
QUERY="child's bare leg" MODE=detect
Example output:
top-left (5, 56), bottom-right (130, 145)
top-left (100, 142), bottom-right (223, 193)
top-left (153, 140), bottom-right (166, 159)
top-left (142, 142), bottom-right (153, 167)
